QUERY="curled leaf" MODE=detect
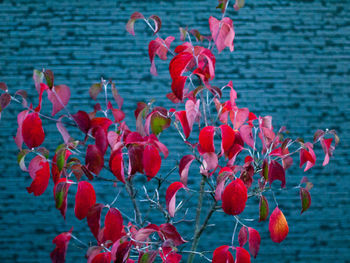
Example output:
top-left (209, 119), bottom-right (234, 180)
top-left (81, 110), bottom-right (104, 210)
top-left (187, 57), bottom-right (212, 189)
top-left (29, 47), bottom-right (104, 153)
top-left (50, 227), bottom-right (73, 263)
top-left (109, 149), bottom-right (125, 183)
top-left (126, 12), bottom-right (144, 36)
top-left (143, 144), bottom-right (161, 181)
top-left (149, 15), bottom-right (162, 34)
top-left (87, 203), bottom-right (105, 241)
top-left (179, 155), bottom-right (195, 186)
top-left (209, 16), bottom-right (235, 53)
top-left (268, 160), bottom-right (286, 188)
top-left (165, 182), bottom-right (185, 217)
top-left (212, 245), bottom-right (234, 263)
top-left (27, 155), bottom-right (50, 196)
top-left (47, 84), bottom-right (71, 116)
top-left (248, 227), bottom-right (261, 258)
top-left (22, 112), bottom-right (45, 149)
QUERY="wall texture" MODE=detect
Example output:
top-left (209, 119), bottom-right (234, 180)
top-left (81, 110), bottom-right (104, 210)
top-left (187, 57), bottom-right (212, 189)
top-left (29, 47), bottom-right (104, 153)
top-left (0, 0), bottom-right (349, 262)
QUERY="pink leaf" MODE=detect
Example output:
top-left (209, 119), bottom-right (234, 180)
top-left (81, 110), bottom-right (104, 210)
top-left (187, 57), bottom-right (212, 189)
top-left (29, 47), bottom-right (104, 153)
top-left (126, 12), bottom-right (144, 36)
top-left (134, 224), bottom-right (160, 243)
top-left (321, 138), bottom-right (334, 166)
top-left (222, 178), bottom-right (247, 215)
top-left (179, 155), bottom-right (195, 186)
top-left (109, 149), bottom-right (125, 183)
top-left (268, 160), bottom-right (286, 188)
top-left (85, 145), bottom-right (104, 175)
top-left (87, 203), bottom-right (105, 241)
top-left (209, 16), bottom-right (235, 53)
top-left (143, 144), bottom-right (161, 181)
top-left (201, 152), bottom-right (218, 171)
top-left (269, 207), bottom-right (289, 243)
top-left (75, 181), bottom-right (96, 220)
top-left (102, 208), bottom-right (124, 243)
top-left (232, 108), bottom-right (249, 130)
top-left (22, 112), bottom-right (45, 149)
top-left (148, 36), bottom-right (174, 76)
top-left (47, 84), bottom-right (71, 116)
top-left (185, 99), bottom-right (200, 131)
top-left (212, 245), bottom-right (234, 263)
top-left (165, 182), bottom-right (185, 217)
top-left (159, 223), bottom-right (187, 246)
top-left (199, 126), bottom-right (215, 153)
top-left (50, 227), bottom-right (73, 263)
top-left (14, 110), bottom-right (29, 150)
top-left (238, 226), bottom-right (248, 247)
top-left (239, 125), bottom-right (254, 149)
top-left (215, 167), bottom-right (233, 201)
top-left (248, 227), bottom-right (261, 258)
top-left (26, 155), bottom-right (50, 196)
top-left (56, 117), bottom-right (72, 145)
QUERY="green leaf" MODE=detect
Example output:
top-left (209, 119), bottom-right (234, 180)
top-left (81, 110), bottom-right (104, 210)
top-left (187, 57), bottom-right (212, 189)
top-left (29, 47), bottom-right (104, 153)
top-left (55, 144), bottom-right (66, 172)
top-left (89, 83), bottom-right (102, 100)
top-left (44, 69), bottom-right (54, 89)
top-left (300, 187), bottom-right (311, 214)
top-left (262, 159), bottom-right (268, 181)
top-left (151, 112), bottom-right (171, 135)
top-left (259, 195), bottom-right (269, 221)
top-left (17, 149), bottom-right (31, 171)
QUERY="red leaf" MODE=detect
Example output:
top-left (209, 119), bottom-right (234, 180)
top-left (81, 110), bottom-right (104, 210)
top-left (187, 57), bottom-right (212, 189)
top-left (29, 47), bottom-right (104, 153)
top-left (169, 51), bottom-right (194, 80)
top-left (50, 227), bottom-right (73, 263)
top-left (47, 84), bottom-right (71, 116)
top-left (149, 135), bottom-right (169, 159)
top-left (235, 247), bottom-right (251, 263)
top-left (87, 203), bottom-right (105, 241)
top-left (300, 187), bottom-right (311, 214)
top-left (73, 110), bottom-right (91, 133)
top-left (268, 160), bottom-right (286, 188)
top-left (26, 155), bottom-right (50, 196)
top-left (93, 126), bottom-right (108, 155)
top-left (199, 126), bottom-right (215, 153)
top-left (212, 245), bottom-right (234, 263)
top-left (220, 124), bottom-right (235, 158)
top-left (259, 195), bottom-right (269, 222)
top-left (91, 117), bottom-right (113, 133)
top-left (165, 182), bottom-right (185, 217)
top-left (111, 108), bottom-right (126, 123)
top-left (160, 247), bottom-right (182, 263)
top-left (14, 110), bottom-right (29, 150)
top-left (209, 16), bottom-right (235, 53)
top-left (91, 252), bottom-right (111, 263)
top-left (22, 112), bottom-right (45, 149)
top-left (222, 178), bottom-right (247, 215)
top-left (127, 144), bottom-right (144, 175)
top-left (0, 82), bottom-right (8, 92)
top-left (238, 226), bottom-right (247, 247)
top-left (175, 111), bottom-right (190, 139)
top-left (171, 75), bottom-right (187, 101)
top-left (159, 223), bottom-right (187, 246)
top-left (103, 208), bottom-right (124, 243)
top-left (85, 145), bottom-right (104, 175)
top-left (321, 138), bottom-right (334, 166)
top-left (109, 149), bottom-right (125, 183)
top-left (54, 178), bottom-right (73, 219)
top-left (143, 144), bottom-right (161, 180)
top-left (269, 207), bottom-right (289, 243)
top-left (248, 227), bottom-right (260, 258)
top-left (126, 12), bottom-right (144, 36)
top-left (299, 142), bottom-right (316, 172)
top-left (179, 155), bottom-right (195, 186)
top-left (75, 181), bottom-right (96, 220)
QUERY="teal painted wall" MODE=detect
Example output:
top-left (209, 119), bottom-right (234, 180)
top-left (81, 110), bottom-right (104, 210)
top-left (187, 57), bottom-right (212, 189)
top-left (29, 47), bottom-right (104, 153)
top-left (0, 0), bottom-right (349, 262)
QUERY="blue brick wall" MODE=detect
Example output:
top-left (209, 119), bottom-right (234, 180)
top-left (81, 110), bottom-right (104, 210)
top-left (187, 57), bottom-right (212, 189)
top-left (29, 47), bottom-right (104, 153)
top-left (0, 0), bottom-right (349, 262)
